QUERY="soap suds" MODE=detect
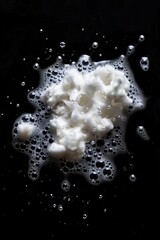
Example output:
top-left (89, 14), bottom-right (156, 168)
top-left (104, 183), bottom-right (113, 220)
top-left (12, 51), bottom-right (146, 184)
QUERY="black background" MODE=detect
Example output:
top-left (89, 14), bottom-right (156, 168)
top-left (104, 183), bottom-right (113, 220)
top-left (0, 0), bottom-right (159, 239)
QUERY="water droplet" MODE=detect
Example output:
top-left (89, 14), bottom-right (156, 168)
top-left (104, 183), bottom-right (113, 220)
top-left (60, 42), bottom-right (66, 48)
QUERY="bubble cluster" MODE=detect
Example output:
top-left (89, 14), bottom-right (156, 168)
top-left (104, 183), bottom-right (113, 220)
top-left (12, 49), bottom-right (146, 185)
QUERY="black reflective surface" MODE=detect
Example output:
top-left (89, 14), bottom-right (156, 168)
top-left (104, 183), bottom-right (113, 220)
top-left (0, 0), bottom-right (159, 239)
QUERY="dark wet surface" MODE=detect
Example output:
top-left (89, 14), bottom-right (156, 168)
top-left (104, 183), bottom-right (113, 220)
top-left (0, 0), bottom-right (159, 239)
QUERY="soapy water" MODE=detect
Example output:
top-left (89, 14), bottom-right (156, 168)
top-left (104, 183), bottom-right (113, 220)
top-left (12, 36), bottom-right (146, 185)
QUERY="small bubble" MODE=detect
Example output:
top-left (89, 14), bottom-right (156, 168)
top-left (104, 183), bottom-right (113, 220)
top-left (60, 42), bottom-right (66, 48)
top-left (21, 82), bottom-right (26, 86)
top-left (92, 42), bottom-right (98, 49)
top-left (50, 193), bottom-right (54, 198)
top-left (33, 63), bottom-right (40, 70)
top-left (104, 208), bottom-right (107, 213)
top-left (139, 35), bottom-right (145, 42)
top-left (136, 126), bottom-right (150, 141)
top-left (82, 28), bottom-right (85, 31)
top-left (83, 213), bottom-right (87, 219)
top-left (40, 29), bottom-right (43, 32)
top-left (57, 56), bottom-right (62, 61)
top-left (58, 204), bottom-right (63, 211)
top-left (49, 48), bottom-right (52, 53)
top-left (23, 57), bottom-right (26, 61)
top-left (129, 174), bottom-right (136, 182)
top-left (99, 194), bottom-right (103, 199)
top-left (140, 57), bottom-right (149, 71)
top-left (16, 103), bottom-right (20, 107)
top-left (61, 179), bottom-right (70, 192)
top-left (53, 204), bottom-right (57, 208)
top-left (127, 45), bottom-right (135, 55)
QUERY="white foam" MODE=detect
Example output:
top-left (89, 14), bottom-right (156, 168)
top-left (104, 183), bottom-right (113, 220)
top-left (17, 122), bottom-right (35, 140)
top-left (12, 50), bottom-right (146, 185)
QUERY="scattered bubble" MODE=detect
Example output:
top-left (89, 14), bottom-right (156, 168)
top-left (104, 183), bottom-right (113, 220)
top-left (83, 213), bottom-right (87, 219)
top-left (99, 194), bottom-right (103, 199)
top-left (60, 42), bottom-right (66, 48)
top-left (136, 126), bottom-right (150, 141)
top-left (58, 204), bottom-right (63, 211)
top-left (140, 57), bottom-right (149, 71)
top-left (33, 63), bottom-right (40, 70)
top-left (138, 35), bottom-right (145, 42)
top-left (21, 82), bottom-right (26, 86)
top-left (129, 174), bottom-right (136, 182)
top-left (61, 179), bottom-right (70, 192)
top-left (16, 103), bottom-right (20, 107)
top-left (92, 42), bottom-right (98, 49)
top-left (127, 45), bottom-right (135, 55)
